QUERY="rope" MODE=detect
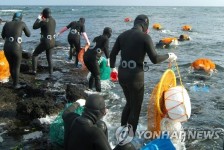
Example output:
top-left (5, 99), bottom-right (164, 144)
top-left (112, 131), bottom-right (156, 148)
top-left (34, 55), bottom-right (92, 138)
top-left (168, 61), bottom-right (189, 121)
top-left (168, 60), bottom-right (183, 86)
top-left (174, 61), bottom-right (183, 86)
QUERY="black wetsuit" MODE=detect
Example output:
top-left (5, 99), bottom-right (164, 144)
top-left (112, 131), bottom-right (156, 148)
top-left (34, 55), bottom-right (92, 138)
top-left (67, 21), bottom-right (85, 65)
top-left (110, 26), bottom-right (168, 133)
top-left (84, 35), bottom-right (110, 92)
top-left (156, 40), bottom-right (170, 49)
top-left (1, 20), bottom-right (30, 87)
top-left (32, 16), bottom-right (56, 75)
top-left (62, 103), bottom-right (110, 150)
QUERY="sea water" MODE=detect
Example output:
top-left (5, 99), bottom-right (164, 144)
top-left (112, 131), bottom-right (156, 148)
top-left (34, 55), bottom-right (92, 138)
top-left (0, 6), bottom-right (224, 149)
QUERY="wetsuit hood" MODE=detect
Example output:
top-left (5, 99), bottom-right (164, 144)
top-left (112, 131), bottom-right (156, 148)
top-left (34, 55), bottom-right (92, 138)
top-left (13, 12), bottom-right (22, 21)
top-left (103, 27), bottom-right (112, 38)
top-left (134, 14), bottom-right (149, 33)
top-left (82, 94), bottom-right (106, 124)
top-left (79, 17), bottom-right (85, 24)
top-left (42, 8), bottom-right (51, 18)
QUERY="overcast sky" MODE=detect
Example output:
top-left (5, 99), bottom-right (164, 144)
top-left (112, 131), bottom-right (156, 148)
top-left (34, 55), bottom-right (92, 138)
top-left (1, 0), bottom-right (224, 6)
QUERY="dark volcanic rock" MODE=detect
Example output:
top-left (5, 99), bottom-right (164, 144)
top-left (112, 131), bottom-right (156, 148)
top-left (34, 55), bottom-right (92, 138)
top-left (16, 96), bottom-right (63, 121)
top-left (0, 48), bottom-right (89, 149)
top-left (20, 62), bottom-right (30, 73)
top-left (66, 84), bottom-right (88, 102)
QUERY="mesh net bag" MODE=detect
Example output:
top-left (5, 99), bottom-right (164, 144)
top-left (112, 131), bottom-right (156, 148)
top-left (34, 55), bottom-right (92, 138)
top-left (147, 69), bottom-right (176, 135)
top-left (0, 51), bottom-right (10, 83)
top-left (99, 57), bottom-right (111, 80)
top-left (50, 103), bottom-right (84, 146)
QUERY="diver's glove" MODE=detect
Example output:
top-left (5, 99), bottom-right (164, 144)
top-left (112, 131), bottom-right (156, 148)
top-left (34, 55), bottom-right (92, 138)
top-left (167, 53), bottom-right (177, 62)
top-left (76, 99), bottom-right (86, 107)
top-left (37, 14), bottom-right (42, 21)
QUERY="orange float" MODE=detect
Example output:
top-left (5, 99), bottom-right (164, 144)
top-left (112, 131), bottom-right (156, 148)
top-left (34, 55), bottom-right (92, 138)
top-left (78, 44), bottom-right (89, 70)
top-left (182, 25), bottom-right (192, 31)
top-left (191, 58), bottom-right (216, 73)
top-left (0, 50), bottom-right (10, 83)
top-left (161, 37), bottom-right (178, 45)
top-left (124, 17), bottom-right (132, 22)
top-left (153, 23), bottom-right (162, 30)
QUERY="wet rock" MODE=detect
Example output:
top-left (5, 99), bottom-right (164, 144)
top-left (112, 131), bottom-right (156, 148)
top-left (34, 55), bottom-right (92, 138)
top-left (15, 77), bottom-right (65, 121)
top-left (66, 84), bottom-right (88, 101)
top-left (22, 51), bottom-right (32, 59)
top-left (0, 49), bottom-right (89, 149)
top-left (16, 97), bottom-right (63, 121)
top-left (20, 62), bottom-right (31, 73)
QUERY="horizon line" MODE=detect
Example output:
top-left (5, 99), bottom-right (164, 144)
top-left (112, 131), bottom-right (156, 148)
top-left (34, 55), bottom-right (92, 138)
top-left (1, 4), bottom-right (224, 7)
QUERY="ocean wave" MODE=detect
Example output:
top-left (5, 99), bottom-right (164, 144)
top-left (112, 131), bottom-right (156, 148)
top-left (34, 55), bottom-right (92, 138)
top-left (0, 9), bottom-right (22, 12)
top-left (71, 9), bottom-right (78, 11)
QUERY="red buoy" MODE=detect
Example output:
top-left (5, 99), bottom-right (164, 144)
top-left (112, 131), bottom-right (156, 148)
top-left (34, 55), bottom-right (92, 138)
top-left (124, 17), bottom-right (131, 22)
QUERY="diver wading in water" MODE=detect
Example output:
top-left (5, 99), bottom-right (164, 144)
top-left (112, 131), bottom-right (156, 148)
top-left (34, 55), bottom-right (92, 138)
top-left (110, 14), bottom-right (177, 133)
top-left (1, 12), bottom-right (31, 89)
top-left (31, 8), bottom-right (56, 76)
top-left (84, 27), bottom-right (112, 92)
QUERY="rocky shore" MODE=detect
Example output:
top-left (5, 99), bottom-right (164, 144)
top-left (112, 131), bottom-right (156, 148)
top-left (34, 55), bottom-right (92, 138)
top-left (0, 49), bottom-right (90, 149)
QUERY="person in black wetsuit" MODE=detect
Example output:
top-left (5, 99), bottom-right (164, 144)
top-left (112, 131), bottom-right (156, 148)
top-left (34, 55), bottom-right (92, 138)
top-left (110, 14), bottom-right (177, 133)
top-left (156, 40), bottom-right (170, 49)
top-left (58, 18), bottom-right (90, 67)
top-left (32, 8), bottom-right (56, 76)
top-left (178, 34), bottom-right (190, 41)
top-left (63, 94), bottom-right (111, 150)
top-left (1, 12), bottom-right (31, 89)
top-left (83, 27), bottom-right (112, 92)
top-left (63, 95), bottom-right (138, 150)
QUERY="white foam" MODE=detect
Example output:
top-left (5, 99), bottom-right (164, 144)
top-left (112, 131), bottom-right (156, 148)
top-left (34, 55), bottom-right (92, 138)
top-left (23, 131), bottom-right (43, 141)
top-left (0, 9), bottom-right (22, 12)
top-left (71, 9), bottom-right (78, 11)
top-left (0, 131), bottom-right (7, 143)
top-left (106, 91), bottom-right (120, 100)
top-left (160, 118), bottom-right (186, 150)
top-left (38, 115), bottom-right (57, 125)
top-left (84, 89), bottom-right (100, 95)
top-left (101, 80), bottom-right (115, 90)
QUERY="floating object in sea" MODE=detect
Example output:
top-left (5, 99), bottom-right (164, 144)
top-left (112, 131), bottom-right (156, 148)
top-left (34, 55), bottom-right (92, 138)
top-left (153, 23), bottom-right (162, 30)
top-left (182, 25), bottom-right (192, 31)
top-left (124, 17), bottom-right (132, 22)
top-left (190, 58), bottom-right (216, 75)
